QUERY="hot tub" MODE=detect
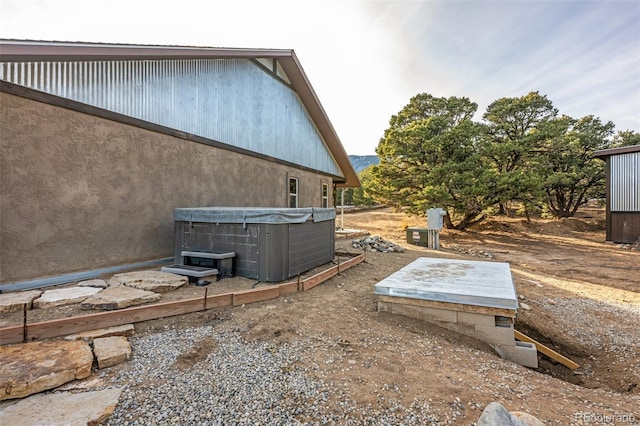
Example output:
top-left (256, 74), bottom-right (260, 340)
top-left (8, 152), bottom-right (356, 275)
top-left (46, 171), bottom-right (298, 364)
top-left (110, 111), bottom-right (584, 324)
top-left (173, 207), bottom-right (336, 282)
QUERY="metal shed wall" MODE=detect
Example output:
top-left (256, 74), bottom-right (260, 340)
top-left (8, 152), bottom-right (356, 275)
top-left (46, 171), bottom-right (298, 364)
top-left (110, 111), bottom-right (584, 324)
top-left (610, 152), bottom-right (640, 212)
top-left (0, 58), bottom-right (342, 178)
top-left (605, 150), bottom-right (640, 244)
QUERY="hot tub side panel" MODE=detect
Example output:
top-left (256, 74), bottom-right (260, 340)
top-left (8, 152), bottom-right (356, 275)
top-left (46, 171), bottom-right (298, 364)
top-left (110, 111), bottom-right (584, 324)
top-left (175, 222), bottom-right (262, 280)
top-left (289, 219), bottom-right (335, 277)
top-left (175, 218), bottom-right (335, 282)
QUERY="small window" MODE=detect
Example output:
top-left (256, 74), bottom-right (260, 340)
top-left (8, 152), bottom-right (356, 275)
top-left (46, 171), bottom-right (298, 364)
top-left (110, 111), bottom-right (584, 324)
top-left (289, 177), bottom-right (298, 208)
top-left (322, 183), bottom-right (329, 208)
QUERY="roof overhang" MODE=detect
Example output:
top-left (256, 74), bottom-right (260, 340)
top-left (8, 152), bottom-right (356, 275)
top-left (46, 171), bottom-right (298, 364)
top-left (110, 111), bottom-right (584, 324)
top-left (0, 39), bottom-right (360, 187)
top-left (593, 144), bottom-right (640, 159)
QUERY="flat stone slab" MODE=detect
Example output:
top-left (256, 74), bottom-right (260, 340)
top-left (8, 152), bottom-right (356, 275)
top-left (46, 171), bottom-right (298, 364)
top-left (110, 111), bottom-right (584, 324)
top-left (0, 290), bottom-right (43, 314)
top-left (81, 285), bottom-right (161, 310)
top-left (0, 388), bottom-right (123, 425)
top-left (0, 340), bottom-right (93, 400)
top-left (77, 279), bottom-right (109, 289)
top-left (374, 257), bottom-right (518, 311)
top-left (93, 336), bottom-right (132, 369)
top-left (33, 286), bottom-right (102, 309)
top-left (64, 324), bottom-right (135, 342)
top-left (109, 270), bottom-right (187, 293)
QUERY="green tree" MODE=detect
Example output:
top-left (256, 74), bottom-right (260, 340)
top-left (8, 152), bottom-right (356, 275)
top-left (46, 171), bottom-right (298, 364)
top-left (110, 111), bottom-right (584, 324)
top-left (352, 165), bottom-right (377, 207)
top-left (612, 130), bottom-right (640, 147)
top-left (368, 93), bottom-right (499, 229)
top-left (537, 115), bottom-right (614, 218)
top-left (481, 91), bottom-right (558, 215)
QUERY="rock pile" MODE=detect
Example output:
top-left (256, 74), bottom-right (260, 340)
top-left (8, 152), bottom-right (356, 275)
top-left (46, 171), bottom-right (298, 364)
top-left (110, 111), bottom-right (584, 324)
top-left (352, 236), bottom-right (405, 253)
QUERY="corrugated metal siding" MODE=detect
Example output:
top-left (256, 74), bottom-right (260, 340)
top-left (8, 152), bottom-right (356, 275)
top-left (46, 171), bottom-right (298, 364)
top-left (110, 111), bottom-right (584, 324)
top-left (0, 59), bottom-right (342, 177)
top-left (610, 152), bottom-right (640, 212)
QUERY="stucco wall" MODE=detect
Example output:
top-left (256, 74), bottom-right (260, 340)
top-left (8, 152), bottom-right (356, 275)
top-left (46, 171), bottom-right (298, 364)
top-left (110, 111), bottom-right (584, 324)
top-left (0, 93), bottom-right (334, 284)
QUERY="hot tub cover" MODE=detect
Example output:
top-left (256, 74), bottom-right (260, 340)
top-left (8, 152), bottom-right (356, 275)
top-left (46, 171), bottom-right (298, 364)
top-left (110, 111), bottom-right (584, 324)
top-left (174, 207), bottom-right (336, 225)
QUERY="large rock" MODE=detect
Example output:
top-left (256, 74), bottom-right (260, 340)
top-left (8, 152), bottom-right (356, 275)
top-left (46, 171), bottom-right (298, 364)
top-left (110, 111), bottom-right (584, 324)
top-left (0, 290), bottom-right (43, 314)
top-left (0, 340), bottom-right (93, 400)
top-left (93, 336), bottom-right (131, 369)
top-left (81, 285), bottom-right (161, 310)
top-left (0, 388), bottom-right (123, 425)
top-left (64, 324), bottom-right (135, 342)
top-left (109, 270), bottom-right (187, 293)
top-left (33, 286), bottom-right (102, 309)
top-left (477, 402), bottom-right (543, 426)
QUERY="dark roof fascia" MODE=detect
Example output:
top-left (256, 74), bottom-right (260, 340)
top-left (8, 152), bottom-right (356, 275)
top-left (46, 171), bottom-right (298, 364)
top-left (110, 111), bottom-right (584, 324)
top-left (0, 39), bottom-right (360, 187)
top-left (0, 80), bottom-right (347, 184)
top-left (593, 144), bottom-right (640, 159)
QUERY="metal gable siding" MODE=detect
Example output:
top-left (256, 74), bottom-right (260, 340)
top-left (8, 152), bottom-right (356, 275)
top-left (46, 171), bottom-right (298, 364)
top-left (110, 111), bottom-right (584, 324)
top-left (0, 58), bottom-right (342, 177)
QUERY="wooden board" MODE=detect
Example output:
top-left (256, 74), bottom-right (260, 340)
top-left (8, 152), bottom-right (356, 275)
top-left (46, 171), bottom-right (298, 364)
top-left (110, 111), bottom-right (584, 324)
top-left (277, 282), bottom-right (298, 296)
top-left (514, 330), bottom-right (580, 370)
top-left (232, 287), bottom-right (281, 306)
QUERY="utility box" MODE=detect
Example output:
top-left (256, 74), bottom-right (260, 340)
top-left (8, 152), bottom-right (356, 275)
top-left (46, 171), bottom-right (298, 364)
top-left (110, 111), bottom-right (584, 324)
top-left (406, 227), bottom-right (429, 246)
top-left (427, 208), bottom-right (446, 230)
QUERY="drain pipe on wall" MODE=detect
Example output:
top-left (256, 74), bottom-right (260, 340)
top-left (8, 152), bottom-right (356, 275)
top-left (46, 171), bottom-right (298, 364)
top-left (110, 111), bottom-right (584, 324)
top-left (0, 257), bottom-right (174, 294)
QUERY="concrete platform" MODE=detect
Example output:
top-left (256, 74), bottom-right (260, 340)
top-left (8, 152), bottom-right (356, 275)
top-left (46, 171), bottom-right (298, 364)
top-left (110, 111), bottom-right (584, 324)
top-left (375, 257), bottom-right (537, 368)
top-left (374, 257), bottom-right (518, 311)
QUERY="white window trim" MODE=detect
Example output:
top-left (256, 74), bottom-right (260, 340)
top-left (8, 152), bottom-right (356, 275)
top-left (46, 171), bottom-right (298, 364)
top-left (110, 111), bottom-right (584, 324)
top-left (289, 177), bottom-right (299, 208)
top-left (321, 183), bottom-right (329, 208)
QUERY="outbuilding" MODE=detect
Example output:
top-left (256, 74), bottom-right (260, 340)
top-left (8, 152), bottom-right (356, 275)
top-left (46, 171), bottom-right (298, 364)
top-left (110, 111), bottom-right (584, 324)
top-left (593, 145), bottom-right (640, 244)
top-left (0, 40), bottom-right (359, 289)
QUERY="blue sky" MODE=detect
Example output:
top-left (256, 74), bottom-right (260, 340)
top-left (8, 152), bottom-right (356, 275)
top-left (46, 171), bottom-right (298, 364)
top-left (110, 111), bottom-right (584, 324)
top-left (1, 0), bottom-right (638, 154)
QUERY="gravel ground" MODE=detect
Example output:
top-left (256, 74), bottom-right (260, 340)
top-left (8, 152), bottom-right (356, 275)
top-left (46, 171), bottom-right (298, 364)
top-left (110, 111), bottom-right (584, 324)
top-left (105, 325), bottom-right (440, 426)
top-left (535, 297), bottom-right (640, 379)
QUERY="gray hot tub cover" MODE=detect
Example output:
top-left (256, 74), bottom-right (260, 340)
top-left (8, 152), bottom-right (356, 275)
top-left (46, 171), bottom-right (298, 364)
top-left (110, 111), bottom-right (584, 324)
top-left (174, 207), bottom-right (336, 226)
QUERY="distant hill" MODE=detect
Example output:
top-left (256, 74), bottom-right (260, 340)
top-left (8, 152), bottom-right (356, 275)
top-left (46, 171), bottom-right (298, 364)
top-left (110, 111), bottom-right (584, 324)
top-left (348, 155), bottom-right (379, 173)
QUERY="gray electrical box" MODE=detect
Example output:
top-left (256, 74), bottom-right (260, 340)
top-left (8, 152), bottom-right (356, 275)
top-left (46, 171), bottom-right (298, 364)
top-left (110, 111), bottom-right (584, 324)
top-left (427, 208), bottom-right (446, 230)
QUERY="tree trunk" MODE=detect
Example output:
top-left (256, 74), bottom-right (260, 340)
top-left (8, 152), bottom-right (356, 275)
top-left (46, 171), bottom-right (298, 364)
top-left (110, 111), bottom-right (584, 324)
top-left (444, 211), bottom-right (455, 229)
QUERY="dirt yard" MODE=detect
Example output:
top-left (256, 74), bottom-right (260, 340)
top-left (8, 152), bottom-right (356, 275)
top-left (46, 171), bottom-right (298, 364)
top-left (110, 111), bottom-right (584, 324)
top-left (2, 207), bottom-right (639, 425)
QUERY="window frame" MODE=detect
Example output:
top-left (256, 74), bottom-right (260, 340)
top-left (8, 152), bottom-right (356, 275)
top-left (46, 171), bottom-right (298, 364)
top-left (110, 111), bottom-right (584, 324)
top-left (289, 177), bottom-right (299, 208)
top-left (321, 182), bottom-right (329, 208)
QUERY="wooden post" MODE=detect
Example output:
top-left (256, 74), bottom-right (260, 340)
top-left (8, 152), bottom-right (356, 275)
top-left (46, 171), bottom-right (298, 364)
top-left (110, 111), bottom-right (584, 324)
top-left (22, 303), bottom-right (27, 342)
top-left (203, 287), bottom-right (208, 311)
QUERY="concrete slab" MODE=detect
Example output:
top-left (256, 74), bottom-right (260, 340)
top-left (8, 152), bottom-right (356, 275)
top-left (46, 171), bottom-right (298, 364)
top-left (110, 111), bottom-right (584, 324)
top-left (374, 257), bottom-right (518, 311)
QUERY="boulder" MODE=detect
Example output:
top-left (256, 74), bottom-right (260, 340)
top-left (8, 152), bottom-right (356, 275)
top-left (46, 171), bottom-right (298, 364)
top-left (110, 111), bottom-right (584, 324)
top-left (0, 388), bottom-right (123, 425)
top-left (0, 340), bottom-right (93, 400)
top-left (81, 285), bottom-right (161, 310)
top-left (33, 286), bottom-right (102, 309)
top-left (77, 279), bottom-right (109, 289)
top-left (64, 324), bottom-right (135, 342)
top-left (108, 270), bottom-right (187, 293)
top-left (512, 411), bottom-right (545, 426)
top-left (477, 402), bottom-right (543, 426)
top-left (93, 336), bottom-right (131, 369)
top-left (0, 290), bottom-right (42, 314)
